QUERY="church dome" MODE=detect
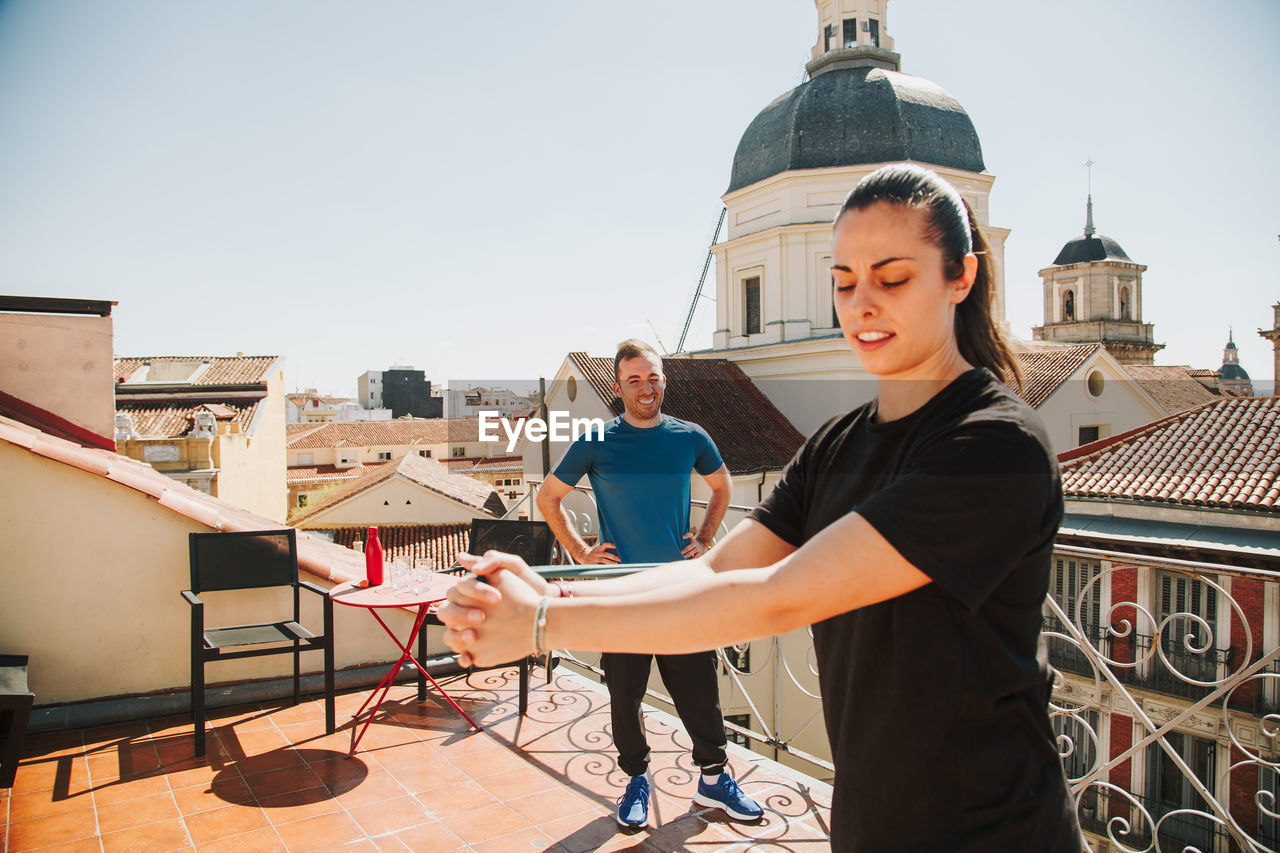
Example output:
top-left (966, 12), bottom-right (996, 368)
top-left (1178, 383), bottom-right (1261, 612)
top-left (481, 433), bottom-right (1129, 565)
top-left (1052, 233), bottom-right (1131, 265)
top-left (1220, 362), bottom-right (1250, 382)
top-left (727, 63), bottom-right (985, 194)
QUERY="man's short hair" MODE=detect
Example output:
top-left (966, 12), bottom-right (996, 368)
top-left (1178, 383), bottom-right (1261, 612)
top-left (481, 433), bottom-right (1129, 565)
top-left (614, 339), bottom-right (662, 380)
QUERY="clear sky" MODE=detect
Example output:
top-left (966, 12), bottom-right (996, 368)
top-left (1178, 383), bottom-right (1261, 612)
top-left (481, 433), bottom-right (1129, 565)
top-left (1, 0), bottom-right (1277, 397)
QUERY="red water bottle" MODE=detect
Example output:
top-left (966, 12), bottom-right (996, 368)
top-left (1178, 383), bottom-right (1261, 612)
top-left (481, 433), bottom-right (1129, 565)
top-left (365, 526), bottom-right (384, 585)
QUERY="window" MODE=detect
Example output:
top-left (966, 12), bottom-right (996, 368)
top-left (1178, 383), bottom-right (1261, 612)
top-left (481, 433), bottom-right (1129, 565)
top-left (1157, 572), bottom-right (1219, 683)
top-left (1120, 286), bottom-right (1131, 320)
top-left (1078, 426), bottom-right (1100, 445)
top-left (377, 451), bottom-right (391, 461)
top-left (1145, 731), bottom-right (1216, 851)
top-left (418, 449), bottom-right (431, 457)
top-left (722, 643), bottom-right (750, 674)
top-left (724, 713), bottom-right (752, 748)
top-left (744, 276), bottom-right (762, 335)
top-left (824, 23), bottom-right (834, 51)
top-left (451, 447), bottom-right (466, 457)
top-left (1086, 369), bottom-right (1105, 398)
top-left (1063, 289), bottom-right (1076, 322)
top-left (1262, 766), bottom-right (1280, 848)
top-left (843, 18), bottom-right (857, 47)
top-left (830, 271), bottom-right (840, 328)
top-left (868, 19), bottom-right (880, 47)
top-left (1049, 556), bottom-right (1102, 634)
top-left (1052, 709), bottom-right (1099, 782)
top-left (297, 494), bottom-right (308, 507)
top-left (1052, 710), bottom-right (1100, 825)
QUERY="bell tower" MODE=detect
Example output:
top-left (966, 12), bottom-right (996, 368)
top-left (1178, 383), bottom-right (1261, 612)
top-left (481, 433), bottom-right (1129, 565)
top-left (1261, 303), bottom-right (1280, 389)
top-left (810, 0), bottom-right (896, 68)
top-left (1033, 194), bottom-right (1163, 365)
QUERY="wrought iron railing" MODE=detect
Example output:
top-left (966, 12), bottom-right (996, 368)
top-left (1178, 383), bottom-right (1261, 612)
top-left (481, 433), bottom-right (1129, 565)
top-left (1046, 546), bottom-right (1279, 852)
top-left (520, 478), bottom-right (832, 776)
top-left (520, 481), bottom-right (1278, 850)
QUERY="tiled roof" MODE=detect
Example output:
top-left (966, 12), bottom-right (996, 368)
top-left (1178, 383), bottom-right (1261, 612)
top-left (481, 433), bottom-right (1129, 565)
top-left (117, 399), bottom-right (261, 438)
top-left (292, 453), bottom-right (505, 522)
top-left (444, 455), bottom-right (525, 475)
top-left (567, 353), bottom-right (804, 474)
top-left (286, 417), bottom-right (479, 450)
top-left (326, 523), bottom-right (471, 572)
top-left (1122, 365), bottom-right (1221, 415)
top-left (0, 413), bottom-right (362, 584)
top-left (286, 463), bottom-right (382, 485)
top-left (1059, 396), bottom-right (1280, 510)
top-left (114, 355), bottom-right (278, 386)
top-left (1005, 343), bottom-right (1101, 409)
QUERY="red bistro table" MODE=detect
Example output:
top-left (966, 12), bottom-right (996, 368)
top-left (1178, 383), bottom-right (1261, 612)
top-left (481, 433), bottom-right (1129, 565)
top-left (329, 576), bottom-right (482, 754)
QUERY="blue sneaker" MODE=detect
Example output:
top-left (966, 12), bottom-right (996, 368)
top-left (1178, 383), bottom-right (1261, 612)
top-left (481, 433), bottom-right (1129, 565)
top-left (694, 772), bottom-right (764, 822)
top-left (615, 774), bottom-right (650, 827)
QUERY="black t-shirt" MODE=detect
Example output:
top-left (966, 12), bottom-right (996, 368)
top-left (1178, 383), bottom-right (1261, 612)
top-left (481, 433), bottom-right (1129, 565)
top-left (751, 368), bottom-right (1082, 852)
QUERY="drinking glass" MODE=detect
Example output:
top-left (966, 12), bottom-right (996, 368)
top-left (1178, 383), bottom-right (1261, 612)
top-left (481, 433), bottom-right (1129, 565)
top-left (392, 556), bottom-right (412, 591)
top-left (411, 557), bottom-right (430, 594)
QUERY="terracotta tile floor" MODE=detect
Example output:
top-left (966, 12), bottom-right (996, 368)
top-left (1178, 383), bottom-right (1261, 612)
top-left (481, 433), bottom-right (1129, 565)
top-left (2, 668), bottom-right (832, 852)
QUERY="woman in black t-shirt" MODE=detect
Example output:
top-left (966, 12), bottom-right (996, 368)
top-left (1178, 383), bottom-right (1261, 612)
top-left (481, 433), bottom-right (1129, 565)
top-left (439, 164), bottom-right (1084, 851)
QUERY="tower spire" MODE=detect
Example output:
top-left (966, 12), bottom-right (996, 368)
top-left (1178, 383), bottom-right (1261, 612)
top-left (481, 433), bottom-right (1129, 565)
top-left (1084, 157), bottom-right (1096, 237)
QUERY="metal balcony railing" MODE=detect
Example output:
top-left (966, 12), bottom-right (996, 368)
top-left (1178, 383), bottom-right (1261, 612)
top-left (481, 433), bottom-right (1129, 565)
top-left (512, 482), bottom-right (1278, 850)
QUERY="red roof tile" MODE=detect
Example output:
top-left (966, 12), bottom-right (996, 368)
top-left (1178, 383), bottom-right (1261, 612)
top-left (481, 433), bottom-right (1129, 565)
top-left (1005, 343), bottom-right (1101, 409)
top-left (443, 455), bottom-right (525, 474)
top-left (1122, 365), bottom-right (1221, 415)
top-left (568, 353), bottom-right (804, 474)
top-left (286, 463), bottom-right (382, 485)
top-left (286, 417), bottom-right (479, 450)
top-left (325, 523), bottom-right (471, 572)
top-left (117, 399), bottom-right (261, 438)
top-left (0, 413), bottom-right (362, 584)
top-left (114, 355), bottom-right (278, 386)
top-left (292, 454), bottom-right (506, 522)
top-left (1059, 396), bottom-right (1280, 510)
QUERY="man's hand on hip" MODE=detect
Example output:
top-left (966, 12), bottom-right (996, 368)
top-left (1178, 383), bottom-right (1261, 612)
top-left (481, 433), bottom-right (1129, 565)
top-left (578, 541), bottom-right (620, 564)
top-left (681, 533), bottom-right (712, 559)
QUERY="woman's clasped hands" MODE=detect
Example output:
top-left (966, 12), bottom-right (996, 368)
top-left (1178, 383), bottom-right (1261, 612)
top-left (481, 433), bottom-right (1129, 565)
top-left (437, 551), bottom-right (545, 668)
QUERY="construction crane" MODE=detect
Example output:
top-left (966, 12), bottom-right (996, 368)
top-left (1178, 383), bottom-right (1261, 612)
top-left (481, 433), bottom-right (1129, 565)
top-left (674, 207), bottom-right (726, 354)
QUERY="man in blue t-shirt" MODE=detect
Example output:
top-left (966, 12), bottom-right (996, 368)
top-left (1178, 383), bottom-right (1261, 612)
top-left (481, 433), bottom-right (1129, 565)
top-left (536, 339), bottom-right (762, 829)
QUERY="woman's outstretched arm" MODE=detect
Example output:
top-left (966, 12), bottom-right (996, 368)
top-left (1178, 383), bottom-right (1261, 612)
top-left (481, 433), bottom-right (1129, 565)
top-left (439, 513), bottom-right (930, 667)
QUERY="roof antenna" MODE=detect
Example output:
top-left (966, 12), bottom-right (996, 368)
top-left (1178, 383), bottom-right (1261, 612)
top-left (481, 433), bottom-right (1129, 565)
top-left (1083, 156), bottom-right (1096, 237)
top-left (646, 320), bottom-right (669, 355)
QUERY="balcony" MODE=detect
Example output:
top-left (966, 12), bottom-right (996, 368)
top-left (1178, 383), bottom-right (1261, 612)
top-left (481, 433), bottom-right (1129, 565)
top-left (1043, 620), bottom-right (1236, 706)
top-left (4, 451), bottom-right (1277, 851)
top-left (4, 667), bottom-right (833, 852)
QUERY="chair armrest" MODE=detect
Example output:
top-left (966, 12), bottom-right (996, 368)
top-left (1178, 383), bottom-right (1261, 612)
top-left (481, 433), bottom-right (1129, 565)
top-left (181, 590), bottom-right (203, 607)
top-left (298, 580), bottom-right (329, 598)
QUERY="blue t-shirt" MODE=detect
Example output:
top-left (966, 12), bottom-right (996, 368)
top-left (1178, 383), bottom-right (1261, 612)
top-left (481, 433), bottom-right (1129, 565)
top-left (552, 415), bottom-right (724, 563)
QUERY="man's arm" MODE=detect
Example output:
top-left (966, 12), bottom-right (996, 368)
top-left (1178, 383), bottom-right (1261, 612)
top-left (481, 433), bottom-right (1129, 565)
top-left (550, 515), bottom-right (794, 598)
top-left (682, 464), bottom-right (732, 559)
top-left (536, 474), bottom-right (619, 565)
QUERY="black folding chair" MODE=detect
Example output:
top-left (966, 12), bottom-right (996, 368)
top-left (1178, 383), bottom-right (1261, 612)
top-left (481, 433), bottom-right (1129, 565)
top-left (0, 654), bottom-right (33, 788)
top-left (418, 519), bottom-right (555, 715)
top-left (182, 529), bottom-right (335, 756)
